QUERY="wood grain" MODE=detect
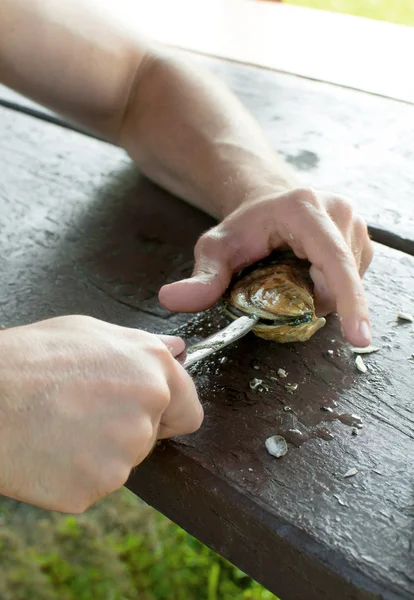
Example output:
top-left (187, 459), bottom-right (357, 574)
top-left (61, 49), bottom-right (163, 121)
top-left (0, 105), bottom-right (413, 599)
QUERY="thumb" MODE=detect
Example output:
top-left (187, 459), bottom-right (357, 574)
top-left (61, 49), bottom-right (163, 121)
top-left (156, 334), bottom-right (186, 358)
top-left (159, 235), bottom-right (233, 312)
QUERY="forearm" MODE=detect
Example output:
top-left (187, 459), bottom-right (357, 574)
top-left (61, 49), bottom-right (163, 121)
top-left (0, 0), bottom-right (150, 141)
top-left (120, 52), bottom-right (300, 218)
top-left (0, 0), bottom-right (299, 219)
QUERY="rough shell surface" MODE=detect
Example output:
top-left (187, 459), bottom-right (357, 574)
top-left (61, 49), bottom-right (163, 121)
top-left (226, 256), bottom-right (325, 343)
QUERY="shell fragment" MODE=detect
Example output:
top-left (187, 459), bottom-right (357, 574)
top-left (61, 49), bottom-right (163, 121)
top-left (343, 468), bottom-right (358, 478)
top-left (265, 435), bottom-right (288, 458)
top-left (351, 345), bottom-right (380, 354)
top-left (249, 378), bottom-right (268, 392)
top-left (285, 383), bottom-right (298, 393)
top-left (355, 355), bottom-right (367, 373)
top-left (397, 312), bottom-right (414, 323)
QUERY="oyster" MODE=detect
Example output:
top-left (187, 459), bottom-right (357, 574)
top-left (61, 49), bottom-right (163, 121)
top-left (225, 253), bottom-right (325, 343)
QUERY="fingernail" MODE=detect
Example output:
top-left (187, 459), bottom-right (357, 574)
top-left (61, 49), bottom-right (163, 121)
top-left (359, 320), bottom-right (371, 345)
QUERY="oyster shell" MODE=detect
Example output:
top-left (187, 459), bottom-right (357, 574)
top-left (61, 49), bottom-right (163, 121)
top-left (225, 253), bottom-right (325, 343)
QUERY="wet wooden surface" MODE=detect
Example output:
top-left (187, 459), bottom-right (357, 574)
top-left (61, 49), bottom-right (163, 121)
top-left (1, 52), bottom-right (414, 254)
top-left (0, 99), bottom-right (414, 600)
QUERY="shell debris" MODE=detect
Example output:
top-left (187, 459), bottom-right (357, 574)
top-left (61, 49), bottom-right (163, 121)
top-left (265, 435), bottom-right (288, 458)
top-left (351, 345), bottom-right (380, 354)
top-left (333, 494), bottom-right (348, 507)
top-left (285, 383), bottom-right (298, 393)
top-left (277, 368), bottom-right (288, 378)
top-left (355, 355), bottom-right (367, 373)
top-left (397, 312), bottom-right (413, 323)
top-left (343, 468), bottom-right (358, 478)
top-left (249, 378), bottom-right (268, 392)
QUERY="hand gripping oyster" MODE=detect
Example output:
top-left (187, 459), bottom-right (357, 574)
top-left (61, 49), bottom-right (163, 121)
top-left (224, 253), bottom-right (326, 343)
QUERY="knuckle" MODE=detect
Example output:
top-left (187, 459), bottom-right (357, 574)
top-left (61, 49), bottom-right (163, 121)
top-left (353, 213), bottom-right (369, 236)
top-left (129, 414), bottom-right (154, 448)
top-left (195, 226), bottom-right (238, 259)
top-left (133, 419), bottom-right (156, 465)
top-left (152, 337), bottom-right (176, 367)
top-left (366, 239), bottom-right (374, 262)
top-left (290, 187), bottom-right (321, 212)
top-left (111, 463), bottom-right (132, 490)
top-left (187, 403), bottom-right (204, 434)
top-left (325, 241), bottom-right (354, 273)
top-left (333, 196), bottom-right (354, 221)
top-left (334, 243), bottom-right (353, 265)
top-left (147, 378), bottom-right (171, 413)
top-left (363, 239), bottom-right (375, 271)
top-left (164, 366), bottom-right (203, 436)
top-left (179, 375), bottom-right (204, 434)
top-left (195, 227), bottom-right (222, 255)
top-left (352, 215), bottom-right (374, 266)
top-left (96, 462), bottom-right (132, 498)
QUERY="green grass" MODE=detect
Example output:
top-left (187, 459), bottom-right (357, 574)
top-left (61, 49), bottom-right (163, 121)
top-left (0, 489), bottom-right (277, 600)
top-left (284, 0), bottom-right (414, 26)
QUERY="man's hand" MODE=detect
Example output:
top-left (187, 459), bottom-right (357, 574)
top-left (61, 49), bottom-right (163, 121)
top-left (0, 316), bottom-right (202, 513)
top-left (160, 188), bottom-right (374, 348)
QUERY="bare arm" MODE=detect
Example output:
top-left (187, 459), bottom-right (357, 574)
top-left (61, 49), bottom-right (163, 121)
top-left (0, 0), bottom-right (373, 347)
top-left (0, 0), bottom-right (297, 216)
top-left (0, 0), bottom-right (151, 141)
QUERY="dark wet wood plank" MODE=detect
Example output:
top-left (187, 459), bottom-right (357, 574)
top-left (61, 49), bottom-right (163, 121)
top-left (1, 106), bottom-right (414, 600)
top-left (1, 51), bottom-right (414, 254)
top-left (0, 104), bottom-right (213, 331)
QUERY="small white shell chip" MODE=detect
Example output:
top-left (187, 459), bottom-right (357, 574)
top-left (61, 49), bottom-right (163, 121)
top-left (351, 345), bottom-right (380, 354)
top-left (355, 355), bottom-right (367, 373)
top-left (285, 383), bottom-right (298, 393)
top-left (265, 435), bottom-right (288, 458)
top-left (397, 312), bottom-right (413, 322)
top-left (343, 468), bottom-right (358, 478)
top-left (250, 378), bottom-right (263, 390)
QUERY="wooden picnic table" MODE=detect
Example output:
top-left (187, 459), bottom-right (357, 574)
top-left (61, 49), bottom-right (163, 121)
top-left (0, 53), bottom-right (413, 600)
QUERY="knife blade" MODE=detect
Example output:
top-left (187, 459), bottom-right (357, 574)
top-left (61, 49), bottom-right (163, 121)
top-left (183, 315), bottom-right (259, 369)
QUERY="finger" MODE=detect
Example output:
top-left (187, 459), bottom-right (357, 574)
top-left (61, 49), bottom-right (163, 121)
top-left (159, 217), bottom-right (283, 313)
top-left (159, 229), bottom-right (236, 312)
top-left (351, 214), bottom-right (374, 277)
top-left (309, 265), bottom-right (335, 317)
top-left (285, 201), bottom-right (371, 347)
top-left (156, 334), bottom-right (186, 358)
top-left (157, 365), bottom-right (203, 439)
top-left (159, 253), bottom-right (231, 313)
top-left (325, 198), bottom-right (373, 280)
top-left (311, 212), bottom-right (368, 317)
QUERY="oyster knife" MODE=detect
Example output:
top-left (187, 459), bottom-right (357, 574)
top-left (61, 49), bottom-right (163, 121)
top-left (183, 315), bottom-right (259, 369)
